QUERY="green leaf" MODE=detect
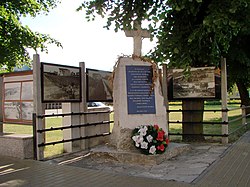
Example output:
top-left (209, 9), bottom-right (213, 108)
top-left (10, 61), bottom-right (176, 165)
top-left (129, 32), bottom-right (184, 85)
top-left (152, 16), bottom-right (158, 22)
top-left (0, 0), bottom-right (62, 69)
top-left (175, 6), bottom-right (181, 11)
top-left (174, 48), bottom-right (179, 54)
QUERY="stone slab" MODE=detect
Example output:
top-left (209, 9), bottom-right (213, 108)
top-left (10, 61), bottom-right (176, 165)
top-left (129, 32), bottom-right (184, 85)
top-left (0, 133), bottom-right (34, 159)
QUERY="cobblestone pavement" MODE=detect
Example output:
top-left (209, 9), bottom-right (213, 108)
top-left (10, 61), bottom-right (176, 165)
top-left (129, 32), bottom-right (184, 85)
top-left (49, 143), bottom-right (230, 184)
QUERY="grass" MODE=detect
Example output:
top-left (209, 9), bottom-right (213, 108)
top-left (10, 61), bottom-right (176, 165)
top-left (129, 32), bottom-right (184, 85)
top-left (3, 104), bottom-right (249, 158)
top-left (3, 124), bottom-right (33, 135)
top-left (43, 117), bottom-right (63, 158)
top-left (168, 104), bottom-right (249, 142)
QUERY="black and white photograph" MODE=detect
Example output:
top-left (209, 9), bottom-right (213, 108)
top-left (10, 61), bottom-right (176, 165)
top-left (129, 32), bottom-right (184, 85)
top-left (4, 82), bottom-right (21, 100)
top-left (172, 67), bottom-right (216, 99)
top-left (41, 63), bottom-right (81, 102)
top-left (21, 81), bottom-right (33, 100)
top-left (4, 102), bottom-right (21, 120)
top-left (21, 102), bottom-right (33, 120)
top-left (86, 68), bottom-right (113, 102)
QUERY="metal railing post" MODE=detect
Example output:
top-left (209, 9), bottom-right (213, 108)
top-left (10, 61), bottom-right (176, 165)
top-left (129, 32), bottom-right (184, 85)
top-left (32, 113), bottom-right (37, 160)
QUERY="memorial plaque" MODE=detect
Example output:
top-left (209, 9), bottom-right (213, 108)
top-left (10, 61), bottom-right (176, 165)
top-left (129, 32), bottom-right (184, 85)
top-left (126, 65), bottom-right (156, 114)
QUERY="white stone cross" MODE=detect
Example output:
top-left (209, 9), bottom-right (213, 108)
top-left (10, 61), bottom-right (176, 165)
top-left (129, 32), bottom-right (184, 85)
top-left (125, 22), bottom-right (150, 57)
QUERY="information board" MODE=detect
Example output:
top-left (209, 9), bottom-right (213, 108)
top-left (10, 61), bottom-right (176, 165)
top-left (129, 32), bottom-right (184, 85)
top-left (126, 66), bottom-right (156, 114)
top-left (2, 71), bottom-right (33, 124)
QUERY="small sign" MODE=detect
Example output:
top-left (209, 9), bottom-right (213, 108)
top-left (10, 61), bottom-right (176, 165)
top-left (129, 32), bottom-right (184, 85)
top-left (126, 65), bottom-right (156, 114)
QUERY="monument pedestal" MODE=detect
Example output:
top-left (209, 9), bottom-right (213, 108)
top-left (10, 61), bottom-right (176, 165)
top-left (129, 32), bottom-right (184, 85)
top-left (110, 57), bottom-right (167, 151)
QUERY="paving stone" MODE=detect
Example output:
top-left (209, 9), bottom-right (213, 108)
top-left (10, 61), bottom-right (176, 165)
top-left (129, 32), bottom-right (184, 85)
top-left (135, 171), bottom-right (164, 179)
top-left (165, 175), bottom-right (198, 183)
top-left (194, 145), bottom-right (211, 150)
top-left (48, 143), bottom-right (229, 183)
top-left (169, 167), bottom-right (207, 176)
top-left (208, 145), bottom-right (229, 154)
top-left (189, 163), bottom-right (209, 169)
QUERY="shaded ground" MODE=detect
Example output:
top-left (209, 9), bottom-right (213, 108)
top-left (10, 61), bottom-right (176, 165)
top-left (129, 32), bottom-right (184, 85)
top-left (48, 143), bottom-right (229, 183)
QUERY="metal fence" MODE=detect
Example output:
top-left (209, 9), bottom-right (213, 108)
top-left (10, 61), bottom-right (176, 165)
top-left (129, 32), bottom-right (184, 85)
top-left (167, 105), bottom-right (250, 142)
top-left (33, 111), bottom-right (113, 160)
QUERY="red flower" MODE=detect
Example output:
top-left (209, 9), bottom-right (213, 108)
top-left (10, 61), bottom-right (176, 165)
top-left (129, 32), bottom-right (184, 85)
top-left (154, 124), bottom-right (159, 131)
top-left (165, 138), bottom-right (170, 145)
top-left (156, 130), bottom-right (165, 141)
top-left (157, 144), bottom-right (165, 152)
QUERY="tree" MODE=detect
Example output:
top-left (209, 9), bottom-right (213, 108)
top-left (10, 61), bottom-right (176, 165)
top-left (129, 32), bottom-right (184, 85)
top-left (0, 0), bottom-right (62, 71)
top-left (79, 0), bottom-right (250, 141)
top-left (154, 0), bottom-right (250, 117)
top-left (150, 0), bottom-right (250, 140)
top-left (227, 32), bottom-right (250, 113)
top-left (77, 0), bottom-right (168, 32)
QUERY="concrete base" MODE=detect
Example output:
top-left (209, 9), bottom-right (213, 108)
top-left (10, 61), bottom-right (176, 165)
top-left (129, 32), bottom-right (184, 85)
top-left (90, 143), bottom-right (191, 165)
top-left (0, 133), bottom-right (34, 159)
top-left (86, 135), bottom-right (111, 149)
top-left (110, 128), bottom-right (135, 151)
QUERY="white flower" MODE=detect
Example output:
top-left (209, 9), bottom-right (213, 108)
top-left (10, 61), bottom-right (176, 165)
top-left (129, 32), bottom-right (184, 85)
top-left (132, 135), bottom-right (143, 144)
top-left (146, 135), bottom-right (153, 143)
top-left (138, 126), bottom-right (148, 136)
top-left (149, 146), bottom-right (156, 154)
top-left (138, 136), bottom-right (144, 143)
top-left (141, 141), bottom-right (148, 149)
top-left (135, 142), bottom-right (140, 147)
top-left (132, 135), bottom-right (138, 142)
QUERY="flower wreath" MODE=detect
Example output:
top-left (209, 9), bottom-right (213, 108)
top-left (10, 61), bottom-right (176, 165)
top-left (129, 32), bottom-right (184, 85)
top-left (132, 124), bottom-right (169, 155)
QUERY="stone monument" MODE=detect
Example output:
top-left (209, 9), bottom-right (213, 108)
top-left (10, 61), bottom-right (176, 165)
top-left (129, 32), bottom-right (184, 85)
top-left (110, 22), bottom-right (167, 151)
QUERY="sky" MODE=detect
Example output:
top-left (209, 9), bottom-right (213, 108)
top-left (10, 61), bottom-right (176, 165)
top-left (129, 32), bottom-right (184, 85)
top-left (22, 1), bottom-right (155, 72)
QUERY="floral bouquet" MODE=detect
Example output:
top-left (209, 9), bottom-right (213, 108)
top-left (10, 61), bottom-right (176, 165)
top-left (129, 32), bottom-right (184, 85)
top-left (132, 124), bottom-right (169, 155)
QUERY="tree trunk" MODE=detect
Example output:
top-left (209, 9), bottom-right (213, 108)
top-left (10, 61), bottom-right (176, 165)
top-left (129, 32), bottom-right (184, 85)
top-left (182, 99), bottom-right (205, 141)
top-left (236, 80), bottom-right (250, 114)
